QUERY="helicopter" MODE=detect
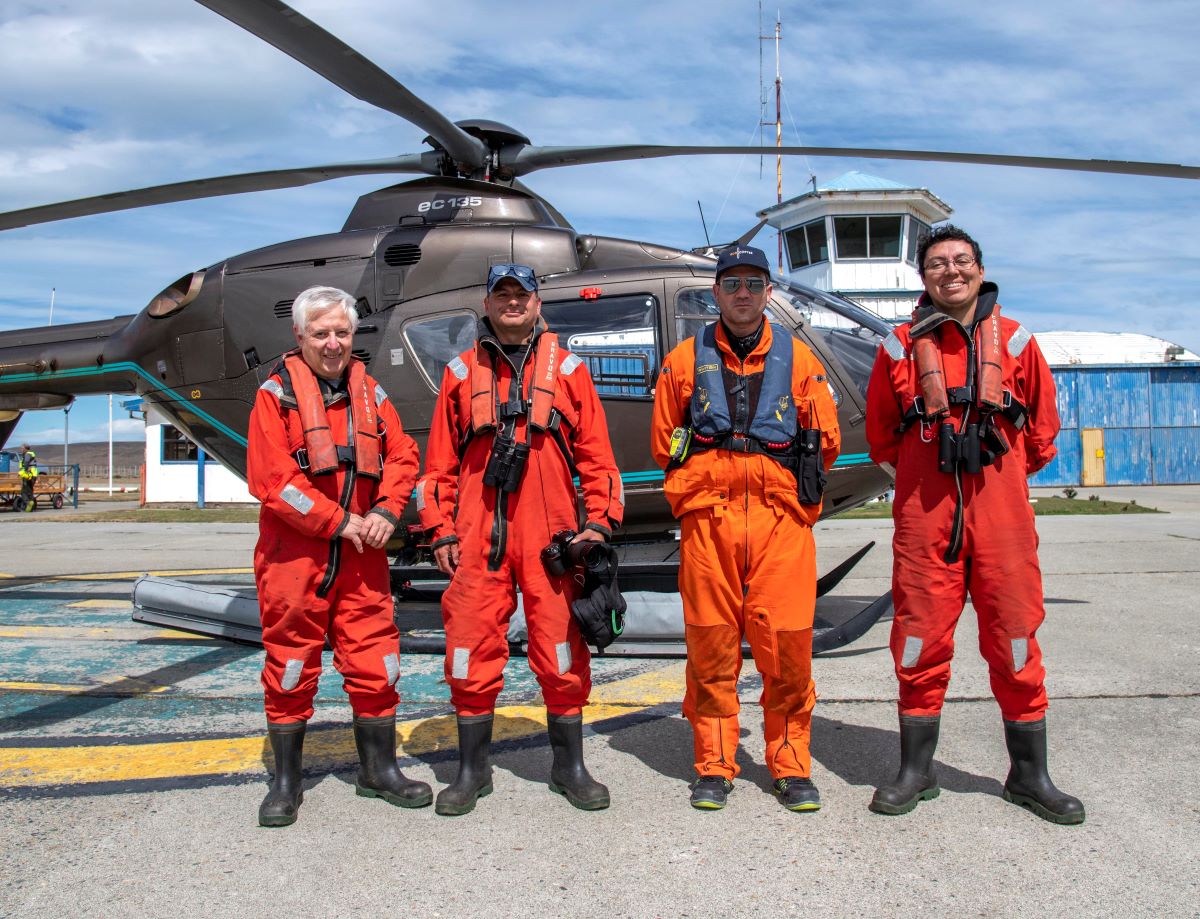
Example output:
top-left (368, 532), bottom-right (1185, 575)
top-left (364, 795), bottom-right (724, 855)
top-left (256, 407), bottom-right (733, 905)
top-left (2, 0), bottom-right (1197, 654)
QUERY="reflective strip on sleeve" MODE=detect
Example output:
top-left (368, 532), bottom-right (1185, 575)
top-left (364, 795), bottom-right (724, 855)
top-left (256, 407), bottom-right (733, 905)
top-left (383, 652), bottom-right (401, 686)
top-left (1011, 638), bottom-right (1029, 673)
top-left (882, 331), bottom-right (906, 361)
top-left (560, 353), bottom-right (583, 376)
top-left (414, 479), bottom-right (428, 512)
top-left (281, 659), bottom-right (304, 692)
top-left (279, 484), bottom-right (314, 516)
top-left (900, 636), bottom-right (923, 669)
top-left (1008, 324), bottom-right (1032, 358)
top-left (448, 356), bottom-right (468, 381)
top-left (374, 383), bottom-right (388, 407)
top-left (615, 474), bottom-right (625, 507)
top-left (880, 462), bottom-right (896, 479)
top-left (451, 647), bottom-right (470, 680)
top-left (555, 641), bottom-right (572, 675)
top-left (260, 379), bottom-right (284, 400)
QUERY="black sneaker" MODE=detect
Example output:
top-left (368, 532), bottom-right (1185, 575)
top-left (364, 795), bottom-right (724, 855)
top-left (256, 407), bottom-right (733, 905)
top-left (689, 775), bottom-right (733, 810)
top-left (773, 777), bottom-right (821, 812)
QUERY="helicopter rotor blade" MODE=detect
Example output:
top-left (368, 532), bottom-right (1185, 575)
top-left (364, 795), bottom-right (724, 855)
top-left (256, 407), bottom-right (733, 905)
top-left (0, 155), bottom-right (438, 231)
top-left (196, 0), bottom-right (487, 171)
top-left (504, 144), bottom-right (1200, 181)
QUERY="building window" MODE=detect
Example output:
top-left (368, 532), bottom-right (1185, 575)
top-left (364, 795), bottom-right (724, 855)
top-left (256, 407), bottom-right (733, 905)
top-left (784, 218), bottom-right (829, 269)
top-left (161, 425), bottom-right (213, 463)
top-left (834, 215), bottom-right (903, 260)
top-left (906, 216), bottom-right (932, 265)
top-left (540, 294), bottom-right (660, 398)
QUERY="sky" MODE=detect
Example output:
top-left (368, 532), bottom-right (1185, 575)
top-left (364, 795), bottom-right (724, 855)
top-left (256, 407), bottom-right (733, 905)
top-left (2, 0), bottom-right (1198, 444)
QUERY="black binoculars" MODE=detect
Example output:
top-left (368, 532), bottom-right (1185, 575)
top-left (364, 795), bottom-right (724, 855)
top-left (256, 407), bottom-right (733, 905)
top-left (795, 427), bottom-right (826, 505)
top-left (483, 434), bottom-right (530, 493)
top-left (938, 420), bottom-right (1010, 475)
top-left (540, 529), bottom-right (601, 577)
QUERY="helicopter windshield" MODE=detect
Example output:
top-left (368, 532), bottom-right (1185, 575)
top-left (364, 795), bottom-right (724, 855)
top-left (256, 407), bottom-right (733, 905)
top-left (771, 277), bottom-right (889, 400)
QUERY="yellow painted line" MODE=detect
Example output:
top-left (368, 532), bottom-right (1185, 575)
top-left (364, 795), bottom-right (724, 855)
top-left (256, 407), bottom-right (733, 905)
top-left (0, 573), bottom-right (14, 579)
top-left (0, 625), bottom-right (210, 642)
top-left (67, 599), bottom-right (130, 609)
top-left (0, 681), bottom-right (99, 693)
top-left (0, 666), bottom-right (686, 788)
top-left (0, 676), bottom-right (171, 696)
top-left (53, 568), bottom-right (253, 581)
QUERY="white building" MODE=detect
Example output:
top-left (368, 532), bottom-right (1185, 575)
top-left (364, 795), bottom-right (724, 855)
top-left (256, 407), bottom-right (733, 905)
top-left (758, 171), bottom-right (952, 321)
top-left (130, 399), bottom-right (254, 505)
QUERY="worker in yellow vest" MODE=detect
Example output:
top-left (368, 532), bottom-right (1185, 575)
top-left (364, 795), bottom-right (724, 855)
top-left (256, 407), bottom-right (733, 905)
top-left (17, 445), bottom-right (38, 512)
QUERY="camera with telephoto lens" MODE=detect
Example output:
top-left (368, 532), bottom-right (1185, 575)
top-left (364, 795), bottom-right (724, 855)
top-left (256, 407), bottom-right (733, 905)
top-left (540, 529), bottom-right (601, 578)
top-left (483, 433), bottom-right (530, 493)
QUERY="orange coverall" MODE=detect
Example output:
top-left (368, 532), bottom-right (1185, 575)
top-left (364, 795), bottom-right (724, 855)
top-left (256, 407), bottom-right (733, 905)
top-left (651, 321), bottom-right (840, 780)
top-left (247, 359), bottom-right (419, 724)
top-left (416, 325), bottom-right (624, 717)
top-left (866, 288), bottom-right (1060, 721)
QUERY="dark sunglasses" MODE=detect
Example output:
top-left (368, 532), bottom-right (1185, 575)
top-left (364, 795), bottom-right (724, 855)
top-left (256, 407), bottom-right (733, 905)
top-left (719, 276), bottom-right (768, 294)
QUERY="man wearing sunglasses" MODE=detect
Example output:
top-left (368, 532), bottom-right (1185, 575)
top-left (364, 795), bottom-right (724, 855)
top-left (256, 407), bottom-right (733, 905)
top-left (651, 244), bottom-right (841, 811)
top-left (417, 263), bottom-right (624, 816)
top-left (865, 225), bottom-right (1083, 824)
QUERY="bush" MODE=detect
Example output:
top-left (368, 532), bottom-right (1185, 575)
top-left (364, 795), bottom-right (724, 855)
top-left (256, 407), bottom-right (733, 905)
top-left (1062, 487), bottom-right (1078, 499)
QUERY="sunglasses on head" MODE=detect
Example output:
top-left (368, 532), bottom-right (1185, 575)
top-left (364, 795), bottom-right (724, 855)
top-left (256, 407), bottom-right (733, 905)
top-left (488, 263), bottom-right (537, 286)
top-left (719, 276), bottom-right (768, 294)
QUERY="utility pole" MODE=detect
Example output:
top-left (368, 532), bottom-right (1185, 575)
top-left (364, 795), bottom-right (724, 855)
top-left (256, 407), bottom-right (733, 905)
top-left (759, 11), bottom-right (783, 271)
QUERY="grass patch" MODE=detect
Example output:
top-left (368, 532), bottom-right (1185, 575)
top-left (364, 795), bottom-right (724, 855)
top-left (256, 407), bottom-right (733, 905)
top-left (30, 505), bottom-right (260, 524)
top-left (839, 496), bottom-right (1161, 519)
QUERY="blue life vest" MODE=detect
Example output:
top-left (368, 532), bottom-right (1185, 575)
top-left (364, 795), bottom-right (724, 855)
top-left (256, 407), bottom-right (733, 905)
top-left (689, 321), bottom-right (796, 449)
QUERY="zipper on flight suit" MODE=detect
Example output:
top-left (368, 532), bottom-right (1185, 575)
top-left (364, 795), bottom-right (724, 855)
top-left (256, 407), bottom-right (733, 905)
top-left (486, 339), bottom-right (532, 572)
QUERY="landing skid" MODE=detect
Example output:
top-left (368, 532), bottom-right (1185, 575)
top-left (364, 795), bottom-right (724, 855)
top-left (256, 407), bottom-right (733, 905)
top-left (131, 542), bottom-right (890, 657)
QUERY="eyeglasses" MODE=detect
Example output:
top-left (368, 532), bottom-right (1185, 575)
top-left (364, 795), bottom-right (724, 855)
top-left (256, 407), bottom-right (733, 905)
top-left (718, 276), bottom-right (768, 294)
top-left (923, 255), bottom-right (977, 274)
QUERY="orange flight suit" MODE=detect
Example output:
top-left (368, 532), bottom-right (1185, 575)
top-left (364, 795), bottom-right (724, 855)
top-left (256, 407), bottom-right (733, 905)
top-left (247, 355), bottom-right (419, 724)
top-left (652, 321), bottom-right (841, 780)
top-left (416, 321), bottom-right (624, 717)
top-left (866, 286), bottom-right (1060, 721)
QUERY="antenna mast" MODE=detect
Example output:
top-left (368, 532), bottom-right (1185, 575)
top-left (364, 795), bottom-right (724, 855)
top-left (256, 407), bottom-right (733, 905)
top-left (760, 12), bottom-right (783, 270)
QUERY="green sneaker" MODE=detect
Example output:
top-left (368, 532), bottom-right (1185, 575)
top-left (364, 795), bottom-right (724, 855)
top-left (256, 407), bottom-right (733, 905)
top-left (773, 777), bottom-right (821, 812)
top-left (689, 775), bottom-right (733, 810)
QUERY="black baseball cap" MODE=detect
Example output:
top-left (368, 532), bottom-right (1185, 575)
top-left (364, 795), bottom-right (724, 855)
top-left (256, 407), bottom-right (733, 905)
top-left (487, 263), bottom-right (538, 292)
top-left (714, 244), bottom-right (771, 279)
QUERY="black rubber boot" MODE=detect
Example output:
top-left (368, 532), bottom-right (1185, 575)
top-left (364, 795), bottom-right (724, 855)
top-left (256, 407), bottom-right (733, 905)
top-left (547, 713), bottom-right (610, 810)
top-left (435, 714), bottom-right (494, 816)
top-left (1001, 718), bottom-right (1085, 825)
top-left (258, 721), bottom-right (306, 827)
top-left (353, 714), bottom-right (433, 808)
top-left (869, 714), bottom-right (941, 815)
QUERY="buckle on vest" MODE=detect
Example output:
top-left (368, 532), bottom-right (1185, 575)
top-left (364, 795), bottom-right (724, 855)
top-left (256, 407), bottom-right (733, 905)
top-left (729, 433), bottom-right (751, 453)
top-left (499, 398), bottom-right (528, 419)
top-left (947, 385), bottom-right (974, 405)
top-left (294, 448), bottom-right (309, 470)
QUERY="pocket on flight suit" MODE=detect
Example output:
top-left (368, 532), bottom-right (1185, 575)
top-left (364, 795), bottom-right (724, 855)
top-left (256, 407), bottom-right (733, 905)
top-left (746, 607), bottom-right (781, 680)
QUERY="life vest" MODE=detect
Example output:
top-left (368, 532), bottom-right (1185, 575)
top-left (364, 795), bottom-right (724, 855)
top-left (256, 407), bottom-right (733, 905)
top-left (688, 321), bottom-right (797, 454)
top-left (903, 303), bottom-right (1027, 432)
top-left (18, 451), bottom-right (37, 480)
top-left (267, 352), bottom-right (383, 480)
top-left (466, 331), bottom-right (561, 436)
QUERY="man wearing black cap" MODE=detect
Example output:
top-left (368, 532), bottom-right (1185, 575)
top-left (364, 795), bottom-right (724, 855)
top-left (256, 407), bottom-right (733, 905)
top-left (651, 245), bottom-right (841, 811)
top-left (417, 263), bottom-right (624, 816)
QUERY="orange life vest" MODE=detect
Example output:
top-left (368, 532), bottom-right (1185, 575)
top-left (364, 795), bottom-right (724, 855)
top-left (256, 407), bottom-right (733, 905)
top-left (279, 352), bottom-right (382, 479)
top-left (468, 331), bottom-right (561, 436)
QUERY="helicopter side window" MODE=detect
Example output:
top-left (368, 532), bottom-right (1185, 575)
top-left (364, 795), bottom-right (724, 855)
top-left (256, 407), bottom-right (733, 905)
top-left (540, 294), bottom-right (659, 398)
top-left (403, 311), bottom-right (478, 391)
top-left (675, 287), bottom-right (779, 343)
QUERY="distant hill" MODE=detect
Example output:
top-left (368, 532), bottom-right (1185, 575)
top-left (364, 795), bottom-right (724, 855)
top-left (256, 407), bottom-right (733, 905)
top-left (13, 442), bottom-right (144, 476)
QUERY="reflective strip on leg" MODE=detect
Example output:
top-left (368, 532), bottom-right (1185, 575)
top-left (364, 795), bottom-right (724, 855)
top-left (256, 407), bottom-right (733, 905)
top-left (555, 641), bottom-right (572, 675)
top-left (1011, 638), bottom-right (1029, 673)
top-left (383, 652), bottom-right (400, 686)
top-left (901, 636), bottom-right (924, 669)
top-left (281, 658), bottom-right (304, 691)
top-left (451, 647), bottom-right (470, 681)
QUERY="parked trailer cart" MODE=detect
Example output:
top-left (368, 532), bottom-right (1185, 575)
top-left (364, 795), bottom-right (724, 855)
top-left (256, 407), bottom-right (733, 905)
top-left (0, 471), bottom-right (68, 512)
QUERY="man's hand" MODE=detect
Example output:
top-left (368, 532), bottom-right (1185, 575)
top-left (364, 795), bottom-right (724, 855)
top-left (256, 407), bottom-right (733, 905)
top-left (433, 540), bottom-right (461, 575)
top-left (361, 511), bottom-right (397, 550)
top-left (572, 528), bottom-right (606, 545)
top-left (341, 513), bottom-right (367, 553)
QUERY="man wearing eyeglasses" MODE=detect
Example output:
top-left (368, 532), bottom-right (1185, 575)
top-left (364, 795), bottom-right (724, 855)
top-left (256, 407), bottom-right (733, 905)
top-left (651, 244), bottom-right (840, 811)
top-left (416, 263), bottom-right (624, 816)
top-left (865, 225), bottom-right (1083, 824)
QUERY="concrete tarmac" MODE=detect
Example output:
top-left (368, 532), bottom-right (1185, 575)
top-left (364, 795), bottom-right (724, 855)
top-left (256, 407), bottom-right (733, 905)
top-left (1, 487), bottom-right (1198, 918)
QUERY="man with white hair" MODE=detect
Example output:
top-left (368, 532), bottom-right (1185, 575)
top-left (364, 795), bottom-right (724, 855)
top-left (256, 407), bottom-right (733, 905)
top-left (247, 285), bottom-right (429, 827)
